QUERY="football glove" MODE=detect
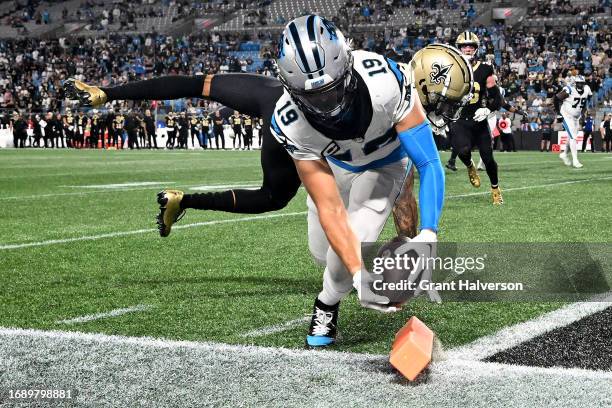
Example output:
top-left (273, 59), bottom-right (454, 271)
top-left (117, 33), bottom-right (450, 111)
top-left (402, 230), bottom-right (442, 303)
top-left (432, 124), bottom-right (449, 138)
top-left (473, 107), bottom-right (491, 122)
top-left (64, 78), bottom-right (108, 107)
top-left (353, 270), bottom-right (400, 313)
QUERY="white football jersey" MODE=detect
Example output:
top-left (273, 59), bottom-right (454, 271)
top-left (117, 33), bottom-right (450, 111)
top-left (560, 84), bottom-right (592, 119)
top-left (271, 50), bottom-right (415, 171)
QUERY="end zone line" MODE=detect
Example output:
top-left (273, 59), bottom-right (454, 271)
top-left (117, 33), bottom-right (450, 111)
top-left (241, 316), bottom-right (310, 338)
top-left (56, 305), bottom-right (152, 325)
top-left (1, 326), bottom-right (612, 382)
top-left (0, 212), bottom-right (308, 251)
top-left (449, 292), bottom-right (612, 361)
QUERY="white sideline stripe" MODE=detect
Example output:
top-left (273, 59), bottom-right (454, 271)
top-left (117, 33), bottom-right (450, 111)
top-left (241, 316), bottom-right (310, 338)
top-left (0, 211), bottom-right (307, 250)
top-left (449, 292), bottom-right (612, 361)
top-left (63, 182), bottom-right (172, 189)
top-left (1, 175), bottom-right (609, 250)
top-left (56, 305), bottom-right (152, 325)
top-left (2, 326), bottom-right (612, 381)
top-left (447, 175), bottom-right (612, 199)
top-left (0, 181), bottom-right (262, 201)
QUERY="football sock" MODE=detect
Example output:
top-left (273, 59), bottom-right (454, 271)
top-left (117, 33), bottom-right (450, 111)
top-left (318, 267), bottom-right (352, 306)
top-left (569, 138), bottom-right (579, 163)
top-left (181, 188), bottom-right (292, 213)
top-left (181, 191), bottom-right (234, 211)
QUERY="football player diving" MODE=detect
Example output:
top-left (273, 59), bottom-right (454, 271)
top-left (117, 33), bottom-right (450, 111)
top-left (555, 75), bottom-right (592, 168)
top-left (264, 17), bottom-right (471, 347)
top-left (445, 32), bottom-right (504, 204)
top-left (65, 17), bottom-right (473, 348)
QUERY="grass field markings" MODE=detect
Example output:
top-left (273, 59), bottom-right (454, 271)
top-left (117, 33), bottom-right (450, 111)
top-left (446, 175), bottom-right (612, 199)
top-left (1, 327), bottom-right (610, 407)
top-left (55, 305), bottom-right (153, 325)
top-left (62, 182), bottom-right (173, 189)
top-left (0, 181), bottom-right (263, 201)
top-left (448, 292), bottom-right (612, 361)
top-left (0, 211), bottom-right (308, 250)
top-left (240, 316), bottom-right (310, 338)
top-left (2, 175), bottom-right (610, 248)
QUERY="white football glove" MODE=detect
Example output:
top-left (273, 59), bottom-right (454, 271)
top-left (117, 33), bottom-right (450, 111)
top-left (402, 230), bottom-right (442, 303)
top-left (473, 107), bottom-right (491, 122)
top-left (353, 270), bottom-right (400, 313)
top-left (432, 124), bottom-right (449, 137)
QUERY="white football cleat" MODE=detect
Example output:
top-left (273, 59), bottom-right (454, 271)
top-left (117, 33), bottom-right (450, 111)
top-left (573, 161), bottom-right (583, 169)
top-left (559, 152), bottom-right (572, 166)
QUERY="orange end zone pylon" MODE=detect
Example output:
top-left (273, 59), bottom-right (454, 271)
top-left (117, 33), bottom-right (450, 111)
top-left (389, 316), bottom-right (434, 381)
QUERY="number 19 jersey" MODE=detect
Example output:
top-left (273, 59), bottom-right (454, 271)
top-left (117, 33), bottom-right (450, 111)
top-left (270, 50), bottom-right (415, 172)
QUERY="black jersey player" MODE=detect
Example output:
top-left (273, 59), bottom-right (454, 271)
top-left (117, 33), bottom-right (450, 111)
top-left (64, 73), bottom-right (419, 239)
top-left (446, 32), bottom-right (504, 204)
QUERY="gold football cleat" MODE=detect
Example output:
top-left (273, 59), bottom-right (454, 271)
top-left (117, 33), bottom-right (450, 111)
top-left (156, 190), bottom-right (185, 237)
top-left (64, 78), bottom-right (108, 107)
top-left (491, 186), bottom-right (504, 205)
top-left (467, 162), bottom-right (481, 188)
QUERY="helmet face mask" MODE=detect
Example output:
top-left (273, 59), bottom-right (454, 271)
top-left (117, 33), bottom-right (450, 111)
top-left (283, 52), bottom-right (356, 120)
top-left (573, 76), bottom-right (586, 93)
top-left (458, 44), bottom-right (477, 61)
top-left (276, 15), bottom-right (355, 122)
top-left (455, 32), bottom-right (480, 62)
top-left (426, 92), bottom-right (470, 127)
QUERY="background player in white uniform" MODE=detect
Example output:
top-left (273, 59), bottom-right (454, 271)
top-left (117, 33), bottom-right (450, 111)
top-left (273, 16), bottom-right (473, 347)
top-left (556, 75), bottom-right (592, 168)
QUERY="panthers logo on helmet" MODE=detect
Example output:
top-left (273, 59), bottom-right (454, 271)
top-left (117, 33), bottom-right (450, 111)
top-left (430, 62), bottom-right (453, 85)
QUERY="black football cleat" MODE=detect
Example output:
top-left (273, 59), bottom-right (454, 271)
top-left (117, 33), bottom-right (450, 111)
top-left (445, 161), bottom-right (457, 172)
top-left (156, 190), bottom-right (186, 237)
top-left (306, 298), bottom-right (339, 348)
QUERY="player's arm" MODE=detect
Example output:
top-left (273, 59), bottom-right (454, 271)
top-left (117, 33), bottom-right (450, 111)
top-left (555, 90), bottom-right (569, 101)
top-left (485, 73), bottom-right (503, 112)
top-left (294, 158), bottom-right (361, 275)
top-left (394, 96), bottom-right (443, 242)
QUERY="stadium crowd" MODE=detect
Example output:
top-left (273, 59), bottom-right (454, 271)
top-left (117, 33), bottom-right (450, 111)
top-left (0, 0), bottom-right (611, 150)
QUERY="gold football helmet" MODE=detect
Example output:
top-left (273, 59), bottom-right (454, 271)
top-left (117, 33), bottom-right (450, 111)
top-left (456, 31), bottom-right (480, 47)
top-left (455, 31), bottom-right (480, 61)
top-left (409, 43), bottom-right (474, 127)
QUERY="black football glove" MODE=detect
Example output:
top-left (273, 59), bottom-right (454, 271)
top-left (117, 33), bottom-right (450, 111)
top-left (64, 78), bottom-right (108, 107)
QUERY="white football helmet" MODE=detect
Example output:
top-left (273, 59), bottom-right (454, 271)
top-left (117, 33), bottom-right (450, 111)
top-left (276, 15), bottom-right (356, 119)
top-left (572, 75), bottom-right (586, 92)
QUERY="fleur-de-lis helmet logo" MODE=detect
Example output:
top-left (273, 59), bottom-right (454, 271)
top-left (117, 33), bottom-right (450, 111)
top-left (430, 62), bottom-right (453, 85)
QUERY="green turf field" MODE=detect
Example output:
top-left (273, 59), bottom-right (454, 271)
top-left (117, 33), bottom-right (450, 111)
top-left (0, 149), bottom-right (611, 354)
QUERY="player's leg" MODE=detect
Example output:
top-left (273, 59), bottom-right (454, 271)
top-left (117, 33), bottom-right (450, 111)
top-left (157, 132), bottom-right (302, 236)
top-left (451, 120), bottom-right (480, 187)
top-left (309, 160), bottom-right (407, 347)
top-left (561, 116), bottom-right (582, 167)
top-left (477, 126), bottom-right (502, 204)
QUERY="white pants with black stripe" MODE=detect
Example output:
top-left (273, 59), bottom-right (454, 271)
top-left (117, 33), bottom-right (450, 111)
top-left (561, 113), bottom-right (580, 164)
top-left (307, 157), bottom-right (411, 305)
